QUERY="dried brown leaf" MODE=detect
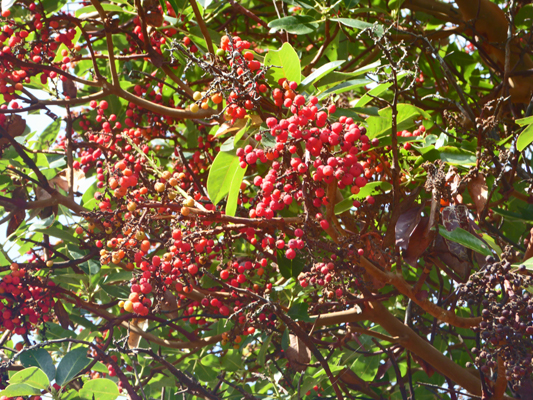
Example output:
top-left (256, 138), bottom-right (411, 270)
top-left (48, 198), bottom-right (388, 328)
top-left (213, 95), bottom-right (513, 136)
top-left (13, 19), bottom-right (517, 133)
top-left (128, 318), bottom-right (149, 349)
top-left (50, 168), bottom-right (85, 193)
top-left (160, 290), bottom-right (180, 320)
top-left (62, 79), bottom-right (77, 99)
top-left (403, 217), bottom-right (435, 267)
top-left (54, 299), bottom-right (72, 329)
top-left (467, 174), bottom-right (488, 216)
top-left (395, 205), bottom-right (424, 250)
top-left (0, 115), bottom-right (26, 146)
top-left (285, 334), bottom-right (311, 372)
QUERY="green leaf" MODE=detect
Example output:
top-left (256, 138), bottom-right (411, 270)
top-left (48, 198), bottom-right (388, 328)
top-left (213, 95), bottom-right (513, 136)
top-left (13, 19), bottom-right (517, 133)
top-left (517, 123), bottom-right (533, 151)
top-left (351, 354), bottom-right (379, 381)
top-left (80, 379), bottom-right (120, 400)
top-left (281, 329), bottom-right (290, 351)
top-left (207, 150), bottom-right (241, 205)
top-left (367, 104), bottom-right (431, 139)
top-left (317, 78), bottom-right (372, 100)
top-left (35, 119), bottom-right (61, 150)
top-left (0, 383), bottom-right (41, 397)
top-left (287, 302), bottom-right (316, 322)
top-left (192, 358), bottom-right (218, 382)
top-left (76, 4), bottom-right (124, 17)
top-left (225, 165), bottom-right (247, 217)
top-left (334, 181), bottom-right (392, 214)
top-left (220, 350), bottom-right (242, 372)
top-left (516, 115), bottom-right (533, 126)
top-left (355, 71), bottom-right (409, 107)
top-left (35, 226), bottom-right (78, 244)
top-left (264, 42), bottom-right (301, 85)
top-left (276, 250), bottom-right (305, 279)
top-left (9, 367), bottom-right (50, 390)
top-left (301, 60), bottom-right (345, 87)
top-left (437, 226), bottom-right (492, 257)
top-left (258, 335), bottom-right (272, 366)
top-left (268, 16), bottom-right (319, 35)
top-left (331, 18), bottom-right (384, 36)
top-left (63, 389), bottom-right (82, 400)
top-left (101, 284), bottom-right (130, 299)
top-left (19, 349), bottom-right (56, 382)
top-left (91, 361), bottom-right (109, 374)
top-left (55, 347), bottom-right (91, 386)
top-left (438, 146), bottom-right (477, 165)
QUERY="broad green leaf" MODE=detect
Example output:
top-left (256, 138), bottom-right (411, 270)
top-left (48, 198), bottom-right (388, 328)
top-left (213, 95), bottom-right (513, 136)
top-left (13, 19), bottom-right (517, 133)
top-left (207, 150), bottom-right (241, 205)
top-left (276, 250), bottom-right (305, 279)
top-left (268, 16), bottom-right (319, 35)
top-left (437, 226), bottom-right (492, 257)
top-left (101, 284), bottom-right (130, 299)
top-left (317, 78), bottom-right (373, 100)
top-left (356, 71), bottom-right (409, 107)
top-left (258, 335), bottom-right (272, 366)
top-left (80, 379), bottom-right (120, 400)
top-left (192, 358), bottom-right (218, 382)
top-left (301, 60), bottom-right (345, 87)
top-left (331, 17), bottom-right (384, 36)
top-left (55, 347), bottom-right (91, 386)
top-left (225, 165), bottom-right (247, 217)
top-left (335, 181), bottom-right (392, 214)
top-left (220, 350), bottom-right (242, 372)
top-left (367, 104), bottom-right (431, 139)
top-left (0, 383), bottom-right (41, 397)
top-left (76, 4), bottom-right (124, 17)
top-left (517, 123), bottom-right (533, 151)
top-left (9, 367), bottom-right (49, 390)
top-left (287, 302), bottom-right (316, 322)
top-left (438, 146), bottom-right (476, 165)
top-left (264, 42), bottom-right (301, 84)
top-left (516, 115), bottom-right (533, 126)
top-left (351, 354), bottom-right (380, 381)
top-left (19, 349), bottom-right (56, 382)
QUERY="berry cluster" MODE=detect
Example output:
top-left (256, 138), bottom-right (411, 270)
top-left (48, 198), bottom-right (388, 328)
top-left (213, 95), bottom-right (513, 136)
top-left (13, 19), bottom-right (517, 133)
top-left (0, 263), bottom-right (54, 335)
top-left (459, 257), bottom-right (533, 390)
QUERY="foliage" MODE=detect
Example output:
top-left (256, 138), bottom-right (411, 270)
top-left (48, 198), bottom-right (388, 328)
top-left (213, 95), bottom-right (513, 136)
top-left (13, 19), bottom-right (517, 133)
top-left (0, 0), bottom-right (532, 399)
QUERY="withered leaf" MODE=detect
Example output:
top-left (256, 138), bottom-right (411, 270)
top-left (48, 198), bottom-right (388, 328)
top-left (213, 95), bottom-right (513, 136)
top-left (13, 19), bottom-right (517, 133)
top-left (128, 318), bottom-right (148, 349)
top-left (467, 174), bottom-right (488, 216)
top-left (395, 205), bottom-right (424, 250)
top-left (54, 299), bottom-right (72, 329)
top-left (285, 334), bottom-right (311, 372)
top-left (160, 290), bottom-right (180, 320)
top-left (7, 208), bottom-right (25, 237)
top-left (50, 168), bottom-right (85, 193)
top-left (62, 79), bottom-right (77, 99)
top-left (0, 115), bottom-right (26, 146)
top-left (403, 217), bottom-right (435, 267)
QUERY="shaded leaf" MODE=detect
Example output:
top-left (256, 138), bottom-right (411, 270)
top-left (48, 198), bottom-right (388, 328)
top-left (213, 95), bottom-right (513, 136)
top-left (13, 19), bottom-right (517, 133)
top-left (55, 347), bottom-right (91, 386)
top-left (19, 349), bottom-right (56, 382)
